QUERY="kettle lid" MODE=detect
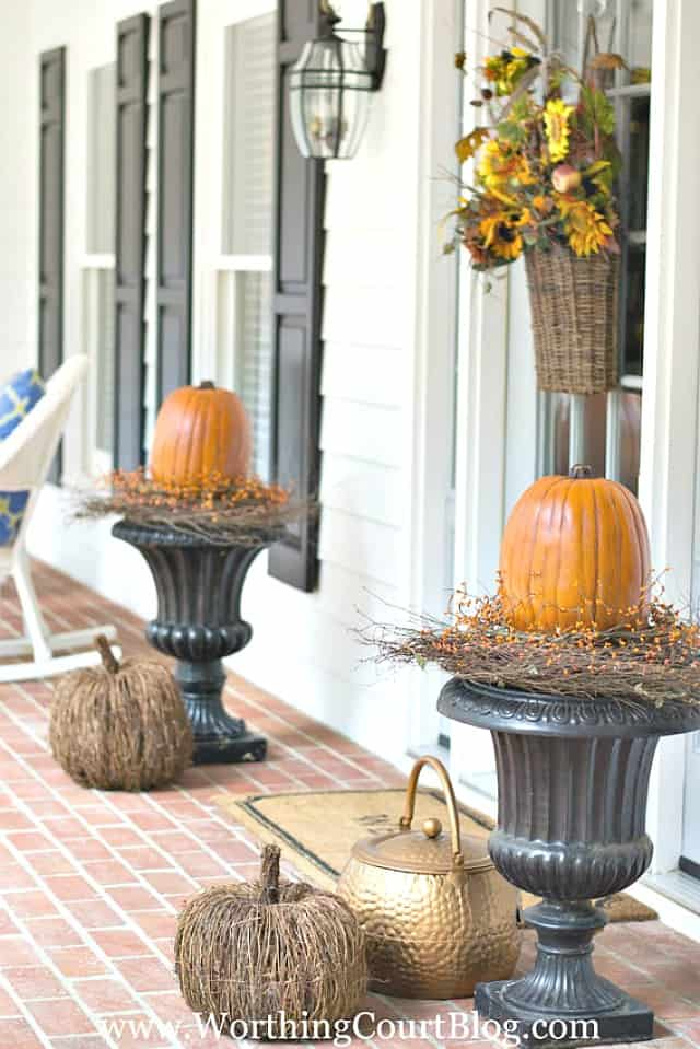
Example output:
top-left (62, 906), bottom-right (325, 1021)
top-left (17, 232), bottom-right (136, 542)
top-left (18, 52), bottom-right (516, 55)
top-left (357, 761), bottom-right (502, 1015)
top-left (351, 818), bottom-right (493, 875)
top-left (350, 756), bottom-right (493, 875)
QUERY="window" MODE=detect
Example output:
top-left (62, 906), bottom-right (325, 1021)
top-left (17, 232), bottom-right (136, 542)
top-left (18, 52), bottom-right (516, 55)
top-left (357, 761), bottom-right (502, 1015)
top-left (83, 63), bottom-right (117, 475)
top-left (214, 14), bottom-right (275, 481)
top-left (541, 0), bottom-right (652, 494)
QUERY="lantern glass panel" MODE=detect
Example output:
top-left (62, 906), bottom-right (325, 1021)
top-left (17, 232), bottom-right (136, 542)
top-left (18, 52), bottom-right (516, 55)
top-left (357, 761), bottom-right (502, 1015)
top-left (290, 36), bottom-right (372, 160)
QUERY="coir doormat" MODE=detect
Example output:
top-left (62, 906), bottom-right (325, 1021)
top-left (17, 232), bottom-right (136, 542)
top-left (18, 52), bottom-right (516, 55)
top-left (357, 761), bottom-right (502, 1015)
top-left (212, 788), bottom-right (657, 924)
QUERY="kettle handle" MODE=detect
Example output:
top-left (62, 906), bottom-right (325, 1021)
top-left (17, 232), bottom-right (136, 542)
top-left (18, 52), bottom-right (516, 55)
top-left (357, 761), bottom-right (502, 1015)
top-left (399, 756), bottom-right (464, 870)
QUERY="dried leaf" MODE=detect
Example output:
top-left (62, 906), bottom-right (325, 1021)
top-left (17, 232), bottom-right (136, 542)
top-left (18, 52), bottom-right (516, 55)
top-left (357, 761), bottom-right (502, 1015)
top-left (507, 30), bottom-right (540, 53)
top-left (490, 7), bottom-right (547, 47)
top-left (589, 52), bottom-right (628, 71)
top-left (455, 127), bottom-right (489, 164)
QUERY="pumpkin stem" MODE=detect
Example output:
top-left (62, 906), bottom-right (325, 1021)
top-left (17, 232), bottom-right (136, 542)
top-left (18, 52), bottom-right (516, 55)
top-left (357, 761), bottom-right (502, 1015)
top-left (95, 634), bottom-right (119, 674)
top-left (198, 380), bottom-right (215, 390)
top-left (259, 844), bottom-right (281, 904)
top-left (570, 464), bottom-right (593, 479)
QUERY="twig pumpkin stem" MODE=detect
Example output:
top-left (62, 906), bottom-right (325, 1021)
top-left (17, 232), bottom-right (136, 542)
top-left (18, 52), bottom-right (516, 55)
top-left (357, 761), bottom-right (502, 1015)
top-left (259, 844), bottom-right (281, 904)
top-left (95, 634), bottom-right (119, 675)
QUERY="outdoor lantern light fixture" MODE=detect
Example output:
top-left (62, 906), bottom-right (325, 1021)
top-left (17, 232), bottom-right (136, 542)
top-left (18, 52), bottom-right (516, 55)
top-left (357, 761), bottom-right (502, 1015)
top-left (290, 0), bottom-right (387, 161)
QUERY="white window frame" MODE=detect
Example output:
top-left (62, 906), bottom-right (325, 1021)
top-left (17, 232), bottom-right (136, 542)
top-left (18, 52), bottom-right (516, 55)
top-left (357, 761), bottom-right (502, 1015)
top-left (81, 253), bottom-right (116, 478)
top-left (192, 0), bottom-right (276, 388)
top-left (82, 60), bottom-right (117, 480)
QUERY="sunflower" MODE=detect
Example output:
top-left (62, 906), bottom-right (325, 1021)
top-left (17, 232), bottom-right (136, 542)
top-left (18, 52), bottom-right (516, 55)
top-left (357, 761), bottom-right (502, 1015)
top-left (484, 47), bottom-right (536, 96)
top-left (557, 197), bottom-right (613, 257)
top-left (544, 99), bottom-right (575, 163)
top-left (478, 140), bottom-right (534, 202)
top-left (479, 214), bottom-right (524, 261)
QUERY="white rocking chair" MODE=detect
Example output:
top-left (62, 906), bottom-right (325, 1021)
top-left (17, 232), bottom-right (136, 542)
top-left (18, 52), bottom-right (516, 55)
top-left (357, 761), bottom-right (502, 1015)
top-left (0, 355), bottom-right (119, 682)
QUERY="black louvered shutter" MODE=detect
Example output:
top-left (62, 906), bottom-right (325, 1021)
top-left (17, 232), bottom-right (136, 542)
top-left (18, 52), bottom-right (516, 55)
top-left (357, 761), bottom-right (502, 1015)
top-left (114, 14), bottom-right (150, 470)
top-left (269, 1), bottom-right (327, 592)
top-left (38, 47), bottom-right (66, 483)
top-left (156, 0), bottom-right (195, 405)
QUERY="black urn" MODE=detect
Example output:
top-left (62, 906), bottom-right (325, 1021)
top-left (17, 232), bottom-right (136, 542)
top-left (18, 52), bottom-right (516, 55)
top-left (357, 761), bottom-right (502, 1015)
top-left (113, 520), bottom-right (268, 765)
top-left (438, 678), bottom-right (700, 1047)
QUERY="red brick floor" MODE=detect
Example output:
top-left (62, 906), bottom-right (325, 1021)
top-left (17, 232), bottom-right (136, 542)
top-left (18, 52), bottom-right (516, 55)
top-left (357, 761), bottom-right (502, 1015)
top-left (0, 563), bottom-right (699, 1048)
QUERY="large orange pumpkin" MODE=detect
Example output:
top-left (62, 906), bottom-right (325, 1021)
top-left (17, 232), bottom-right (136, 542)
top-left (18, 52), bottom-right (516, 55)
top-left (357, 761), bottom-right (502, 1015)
top-left (499, 466), bottom-right (651, 632)
top-left (150, 382), bottom-right (251, 485)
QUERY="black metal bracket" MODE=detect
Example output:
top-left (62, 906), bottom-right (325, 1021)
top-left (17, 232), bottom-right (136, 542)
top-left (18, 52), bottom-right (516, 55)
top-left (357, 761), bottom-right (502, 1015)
top-left (364, 2), bottom-right (387, 91)
top-left (322, 1), bottom-right (387, 91)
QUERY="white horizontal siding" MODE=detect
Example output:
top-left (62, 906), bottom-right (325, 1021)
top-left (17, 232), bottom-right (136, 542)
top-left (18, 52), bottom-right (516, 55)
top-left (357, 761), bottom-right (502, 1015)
top-left (322, 284), bottom-right (406, 348)
top-left (321, 453), bottom-right (402, 528)
top-left (0, 2), bottom-right (36, 374)
top-left (306, 0), bottom-right (422, 747)
top-left (324, 228), bottom-right (404, 289)
top-left (320, 400), bottom-right (403, 467)
top-left (319, 508), bottom-right (400, 589)
top-left (322, 342), bottom-right (403, 408)
top-left (315, 560), bottom-right (399, 626)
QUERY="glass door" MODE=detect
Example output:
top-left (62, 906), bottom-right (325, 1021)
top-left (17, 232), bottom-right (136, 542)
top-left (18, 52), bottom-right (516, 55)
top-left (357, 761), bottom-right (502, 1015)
top-left (539, 0), bottom-right (651, 490)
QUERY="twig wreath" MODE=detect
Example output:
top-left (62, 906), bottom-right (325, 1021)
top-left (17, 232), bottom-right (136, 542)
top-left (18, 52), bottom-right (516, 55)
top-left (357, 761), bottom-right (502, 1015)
top-left (364, 585), bottom-right (700, 708)
top-left (74, 469), bottom-right (314, 546)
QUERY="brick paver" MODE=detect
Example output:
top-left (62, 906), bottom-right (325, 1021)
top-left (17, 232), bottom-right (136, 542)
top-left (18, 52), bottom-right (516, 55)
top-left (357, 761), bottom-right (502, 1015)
top-left (0, 563), bottom-right (698, 1048)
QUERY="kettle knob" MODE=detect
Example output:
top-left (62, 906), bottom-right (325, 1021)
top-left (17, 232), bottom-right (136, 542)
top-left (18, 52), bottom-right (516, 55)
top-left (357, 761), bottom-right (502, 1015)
top-left (422, 817), bottom-right (443, 839)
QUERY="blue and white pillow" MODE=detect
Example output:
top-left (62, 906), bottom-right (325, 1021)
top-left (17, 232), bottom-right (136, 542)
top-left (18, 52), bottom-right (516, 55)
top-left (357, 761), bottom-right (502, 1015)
top-left (0, 368), bottom-right (46, 546)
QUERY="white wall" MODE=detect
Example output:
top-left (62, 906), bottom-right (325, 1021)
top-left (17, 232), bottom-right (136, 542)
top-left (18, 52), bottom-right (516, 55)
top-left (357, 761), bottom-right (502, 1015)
top-left (0, 3), bottom-right (37, 376)
top-left (233, 0), bottom-right (428, 761)
top-left (12, 0), bottom-right (438, 768)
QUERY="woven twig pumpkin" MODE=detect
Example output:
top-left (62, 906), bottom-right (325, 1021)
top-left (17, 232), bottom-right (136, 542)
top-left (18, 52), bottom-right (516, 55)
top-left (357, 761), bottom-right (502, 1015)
top-left (49, 636), bottom-right (192, 791)
top-left (175, 845), bottom-right (367, 1036)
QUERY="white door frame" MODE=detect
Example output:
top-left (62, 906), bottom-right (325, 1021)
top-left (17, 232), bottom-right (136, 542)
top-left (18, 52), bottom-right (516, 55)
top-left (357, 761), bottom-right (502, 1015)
top-left (637, 0), bottom-right (700, 877)
top-left (404, 0), bottom-right (464, 757)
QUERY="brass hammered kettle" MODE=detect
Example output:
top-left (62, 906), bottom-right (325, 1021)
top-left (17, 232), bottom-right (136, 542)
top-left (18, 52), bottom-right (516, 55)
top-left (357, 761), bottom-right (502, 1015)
top-left (337, 756), bottom-right (520, 999)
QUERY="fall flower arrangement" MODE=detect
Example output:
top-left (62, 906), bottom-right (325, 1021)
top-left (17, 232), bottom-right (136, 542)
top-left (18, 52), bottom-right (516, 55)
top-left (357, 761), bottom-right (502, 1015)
top-left (447, 12), bottom-right (628, 394)
top-left (447, 12), bottom-right (622, 269)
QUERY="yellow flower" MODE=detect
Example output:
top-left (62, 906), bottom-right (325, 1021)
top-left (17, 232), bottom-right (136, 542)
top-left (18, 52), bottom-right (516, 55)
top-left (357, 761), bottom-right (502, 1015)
top-left (478, 140), bottom-right (534, 202)
top-left (479, 215), bottom-right (524, 261)
top-left (533, 194), bottom-right (554, 215)
top-left (484, 49), bottom-right (533, 96)
top-left (544, 99), bottom-right (575, 163)
top-left (557, 197), bottom-right (613, 257)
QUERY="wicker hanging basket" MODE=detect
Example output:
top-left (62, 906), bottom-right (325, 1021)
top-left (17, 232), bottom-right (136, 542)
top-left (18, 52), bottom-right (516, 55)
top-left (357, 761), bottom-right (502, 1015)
top-left (525, 245), bottom-right (620, 395)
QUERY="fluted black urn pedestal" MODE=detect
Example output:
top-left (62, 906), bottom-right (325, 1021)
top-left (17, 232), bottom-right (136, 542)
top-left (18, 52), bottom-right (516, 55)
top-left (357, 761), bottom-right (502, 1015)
top-left (113, 521), bottom-right (268, 766)
top-left (438, 679), bottom-right (700, 1048)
